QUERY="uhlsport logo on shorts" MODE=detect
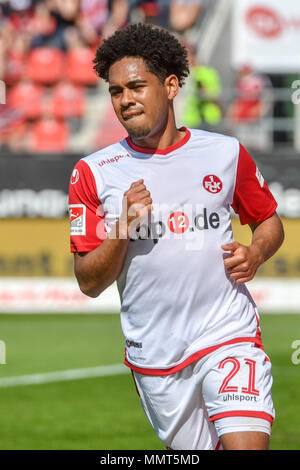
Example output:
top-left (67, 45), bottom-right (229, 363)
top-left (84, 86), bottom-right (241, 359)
top-left (203, 175), bottom-right (223, 194)
top-left (69, 204), bottom-right (86, 235)
top-left (126, 339), bottom-right (142, 349)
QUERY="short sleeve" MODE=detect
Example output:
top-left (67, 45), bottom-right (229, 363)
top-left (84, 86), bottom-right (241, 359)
top-left (231, 143), bottom-right (277, 225)
top-left (68, 159), bottom-right (106, 252)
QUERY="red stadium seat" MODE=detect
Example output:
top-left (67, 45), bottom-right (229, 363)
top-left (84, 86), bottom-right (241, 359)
top-left (65, 48), bottom-right (99, 86)
top-left (29, 117), bottom-right (69, 153)
top-left (47, 81), bottom-right (86, 119)
top-left (7, 80), bottom-right (44, 120)
top-left (26, 47), bottom-right (64, 84)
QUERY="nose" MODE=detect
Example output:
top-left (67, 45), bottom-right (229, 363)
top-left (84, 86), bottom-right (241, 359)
top-left (120, 88), bottom-right (135, 108)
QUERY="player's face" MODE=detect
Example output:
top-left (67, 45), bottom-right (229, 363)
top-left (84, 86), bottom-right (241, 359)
top-left (108, 57), bottom-right (171, 140)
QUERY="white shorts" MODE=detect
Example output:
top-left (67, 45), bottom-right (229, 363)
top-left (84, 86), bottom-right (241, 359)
top-left (132, 342), bottom-right (275, 450)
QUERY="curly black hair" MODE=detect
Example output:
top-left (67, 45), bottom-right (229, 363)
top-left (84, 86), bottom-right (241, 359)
top-left (93, 23), bottom-right (190, 87)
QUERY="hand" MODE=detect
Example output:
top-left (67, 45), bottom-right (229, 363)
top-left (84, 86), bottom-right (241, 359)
top-left (120, 179), bottom-right (152, 238)
top-left (222, 241), bottom-right (264, 284)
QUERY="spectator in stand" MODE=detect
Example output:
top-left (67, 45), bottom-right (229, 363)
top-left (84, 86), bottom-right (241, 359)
top-left (30, 0), bottom-right (80, 50)
top-left (78, 0), bottom-right (129, 42)
top-left (169, 0), bottom-right (203, 35)
top-left (226, 65), bottom-right (274, 151)
top-left (181, 45), bottom-right (222, 129)
top-left (5, 28), bottom-right (34, 84)
top-left (227, 65), bottom-right (272, 124)
top-left (30, 0), bottom-right (129, 50)
top-left (29, 0), bottom-right (58, 47)
top-left (5, 0), bottom-right (35, 33)
top-left (75, 0), bottom-right (108, 46)
top-left (0, 0), bottom-right (34, 82)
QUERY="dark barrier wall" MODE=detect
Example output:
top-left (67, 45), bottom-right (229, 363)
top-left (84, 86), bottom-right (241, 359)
top-left (0, 153), bottom-right (80, 218)
top-left (0, 151), bottom-right (300, 218)
top-left (0, 153), bottom-right (80, 191)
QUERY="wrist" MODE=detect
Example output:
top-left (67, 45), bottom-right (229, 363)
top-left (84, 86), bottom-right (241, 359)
top-left (250, 239), bottom-right (265, 265)
top-left (108, 219), bottom-right (129, 240)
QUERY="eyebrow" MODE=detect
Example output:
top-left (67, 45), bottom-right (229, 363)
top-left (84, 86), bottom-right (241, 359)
top-left (109, 79), bottom-right (148, 93)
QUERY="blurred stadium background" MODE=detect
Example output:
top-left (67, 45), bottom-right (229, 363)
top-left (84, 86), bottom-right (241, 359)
top-left (0, 0), bottom-right (300, 450)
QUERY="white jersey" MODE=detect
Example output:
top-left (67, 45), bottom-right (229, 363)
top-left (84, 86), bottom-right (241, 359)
top-left (69, 128), bottom-right (277, 375)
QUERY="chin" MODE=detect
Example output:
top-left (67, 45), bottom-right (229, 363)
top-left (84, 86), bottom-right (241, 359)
top-left (127, 125), bottom-right (152, 139)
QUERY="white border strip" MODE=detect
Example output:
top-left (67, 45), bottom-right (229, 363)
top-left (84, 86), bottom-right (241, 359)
top-left (0, 278), bottom-right (120, 313)
top-left (0, 364), bottom-right (130, 388)
top-left (0, 278), bottom-right (299, 313)
top-left (248, 278), bottom-right (300, 313)
top-left (0, 364), bottom-right (296, 389)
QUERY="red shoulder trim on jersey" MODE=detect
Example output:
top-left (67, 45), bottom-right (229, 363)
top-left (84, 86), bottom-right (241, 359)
top-left (209, 411), bottom-right (274, 424)
top-left (231, 143), bottom-right (277, 225)
top-left (124, 336), bottom-right (264, 376)
top-left (125, 127), bottom-right (191, 155)
top-left (69, 159), bottom-right (106, 253)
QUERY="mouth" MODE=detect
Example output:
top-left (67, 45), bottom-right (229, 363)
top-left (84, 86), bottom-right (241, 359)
top-left (122, 110), bottom-right (144, 121)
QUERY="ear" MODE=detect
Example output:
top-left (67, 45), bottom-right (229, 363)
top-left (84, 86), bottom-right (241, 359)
top-left (164, 74), bottom-right (179, 100)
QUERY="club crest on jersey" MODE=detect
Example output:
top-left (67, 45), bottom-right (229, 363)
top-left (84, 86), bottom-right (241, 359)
top-left (203, 175), bottom-right (223, 194)
top-left (69, 204), bottom-right (86, 235)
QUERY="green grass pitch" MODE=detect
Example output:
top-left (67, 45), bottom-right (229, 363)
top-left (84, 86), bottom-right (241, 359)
top-left (0, 313), bottom-right (299, 450)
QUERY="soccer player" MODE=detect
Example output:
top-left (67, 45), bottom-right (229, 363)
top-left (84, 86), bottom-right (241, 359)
top-left (68, 23), bottom-right (284, 450)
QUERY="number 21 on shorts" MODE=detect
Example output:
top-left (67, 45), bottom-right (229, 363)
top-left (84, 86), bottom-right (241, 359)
top-left (218, 357), bottom-right (260, 396)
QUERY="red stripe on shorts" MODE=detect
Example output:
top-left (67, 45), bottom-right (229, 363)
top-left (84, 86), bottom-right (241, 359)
top-left (209, 410), bottom-right (274, 424)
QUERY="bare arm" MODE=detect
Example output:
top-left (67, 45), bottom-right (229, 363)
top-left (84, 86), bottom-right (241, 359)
top-left (74, 228), bottom-right (130, 298)
top-left (222, 212), bottom-right (284, 284)
top-left (74, 179), bottom-right (152, 297)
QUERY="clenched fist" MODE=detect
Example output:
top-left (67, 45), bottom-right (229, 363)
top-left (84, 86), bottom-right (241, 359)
top-left (120, 179), bottom-right (153, 238)
top-left (222, 241), bottom-right (264, 284)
